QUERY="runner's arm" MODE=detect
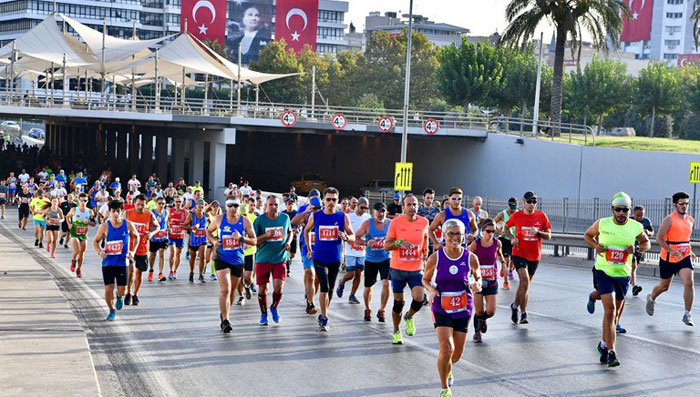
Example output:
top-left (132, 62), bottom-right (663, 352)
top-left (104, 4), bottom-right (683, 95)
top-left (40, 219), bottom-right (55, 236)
top-left (493, 212), bottom-right (504, 235)
top-left (469, 252), bottom-right (481, 284)
top-left (92, 223), bottom-right (107, 256)
top-left (242, 217), bottom-right (257, 246)
top-left (342, 214), bottom-right (355, 243)
top-left (183, 214), bottom-right (194, 231)
top-left (149, 213), bottom-right (160, 239)
top-left (126, 221), bottom-right (139, 257)
top-left (636, 231), bottom-right (651, 254)
top-left (428, 212), bottom-right (444, 248)
top-left (354, 220), bottom-right (370, 245)
top-left (655, 216), bottom-right (673, 252)
top-left (422, 252), bottom-right (439, 300)
top-left (583, 220), bottom-right (605, 254)
top-left (206, 215), bottom-right (221, 245)
top-left (537, 228), bottom-right (552, 240)
top-left (303, 213), bottom-right (315, 253)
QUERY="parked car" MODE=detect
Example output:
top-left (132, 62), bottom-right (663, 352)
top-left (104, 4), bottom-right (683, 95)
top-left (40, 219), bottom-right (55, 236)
top-left (292, 173), bottom-right (327, 194)
top-left (1, 120), bottom-right (20, 136)
top-left (361, 179), bottom-right (395, 197)
top-left (28, 128), bottom-right (45, 140)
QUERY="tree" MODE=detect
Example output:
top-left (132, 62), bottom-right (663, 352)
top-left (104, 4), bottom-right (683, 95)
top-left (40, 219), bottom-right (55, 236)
top-left (500, 0), bottom-right (630, 135)
top-left (249, 39), bottom-right (305, 104)
top-left (436, 40), bottom-right (505, 111)
top-left (493, 47), bottom-right (538, 128)
top-left (636, 62), bottom-right (682, 137)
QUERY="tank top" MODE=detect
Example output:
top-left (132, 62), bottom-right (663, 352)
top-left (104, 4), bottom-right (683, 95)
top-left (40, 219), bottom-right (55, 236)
top-left (475, 238), bottom-right (498, 281)
top-left (151, 209), bottom-right (168, 242)
top-left (47, 208), bottom-right (62, 226)
top-left (102, 220), bottom-right (129, 267)
top-left (208, 212), bottom-right (219, 238)
top-left (444, 208), bottom-right (472, 234)
top-left (365, 218), bottom-right (391, 262)
top-left (313, 211), bottom-right (346, 263)
top-left (660, 212), bottom-right (694, 263)
top-left (217, 215), bottom-right (245, 265)
top-left (168, 208), bottom-right (186, 239)
top-left (594, 217), bottom-right (643, 277)
top-left (501, 210), bottom-right (514, 240)
top-left (190, 212), bottom-right (208, 247)
top-left (244, 213), bottom-right (257, 256)
top-left (431, 248), bottom-right (473, 319)
top-left (126, 210), bottom-right (152, 256)
top-left (72, 207), bottom-right (92, 236)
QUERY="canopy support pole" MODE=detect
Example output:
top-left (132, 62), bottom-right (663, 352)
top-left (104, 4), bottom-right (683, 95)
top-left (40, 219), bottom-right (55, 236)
top-left (100, 21), bottom-right (106, 108)
top-left (229, 79), bottom-right (233, 113)
top-left (154, 49), bottom-right (160, 112)
top-left (131, 71), bottom-right (136, 111)
top-left (237, 42), bottom-right (241, 115)
top-left (9, 41), bottom-right (16, 104)
top-left (62, 53), bottom-right (67, 107)
top-left (203, 73), bottom-right (208, 115)
top-left (112, 74), bottom-right (116, 110)
top-left (311, 65), bottom-right (316, 120)
top-left (255, 84), bottom-right (259, 118)
top-left (181, 67), bottom-right (185, 108)
top-left (50, 62), bottom-right (54, 108)
top-left (84, 69), bottom-right (88, 105)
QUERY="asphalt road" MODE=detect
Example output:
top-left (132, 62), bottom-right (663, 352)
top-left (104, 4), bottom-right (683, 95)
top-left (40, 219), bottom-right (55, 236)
top-left (2, 208), bottom-right (699, 397)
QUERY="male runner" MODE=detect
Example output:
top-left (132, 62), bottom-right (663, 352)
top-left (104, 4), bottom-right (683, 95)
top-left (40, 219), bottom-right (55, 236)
top-left (0, 180), bottom-right (7, 219)
top-left (292, 190), bottom-right (322, 314)
top-left (254, 195), bottom-right (292, 325)
top-left (355, 201), bottom-right (392, 321)
top-left (30, 189), bottom-right (50, 248)
top-left (281, 199), bottom-right (298, 276)
top-left (304, 187), bottom-right (355, 331)
top-left (184, 199), bottom-right (208, 283)
top-left (149, 197), bottom-right (169, 282)
top-left (66, 193), bottom-right (95, 277)
top-left (59, 193), bottom-right (77, 248)
top-left (7, 172), bottom-right (17, 206)
top-left (471, 196), bottom-right (489, 228)
top-left (336, 197), bottom-right (371, 304)
top-left (238, 200), bottom-right (258, 304)
top-left (493, 197), bottom-right (518, 289)
top-left (647, 191), bottom-right (696, 326)
top-left (167, 196), bottom-right (187, 279)
top-left (429, 187), bottom-right (478, 250)
top-left (387, 193), bottom-right (403, 219)
top-left (17, 185), bottom-right (31, 229)
top-left (505, 191), bottom-right (552, 325)
top-left (207, 196), bottom-right (256, 333)
top-left (631, 205), bottom-right (653, 296)
top-left (125, 194), bottom-right (159, 305)
top-left (584, 192), bottom-right (650, 367)
top-left (93, 198), bottom-right (139, 321)
top-left (384, 194), bottom-right (429, 344)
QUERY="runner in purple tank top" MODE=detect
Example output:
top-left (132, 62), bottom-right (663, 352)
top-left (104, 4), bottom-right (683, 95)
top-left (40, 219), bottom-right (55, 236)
top-left (468, 218), bottom-right (506, 343)
top-left (423, 218), bottom-right (481, 397)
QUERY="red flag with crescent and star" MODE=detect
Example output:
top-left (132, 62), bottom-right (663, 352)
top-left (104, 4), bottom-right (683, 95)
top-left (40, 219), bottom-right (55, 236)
top-left (620, 0), bottom-right (654, 42)
top-left (274, 0), bottom-right (319, 54)
top-left (181, 0), bottom-right (226, 44)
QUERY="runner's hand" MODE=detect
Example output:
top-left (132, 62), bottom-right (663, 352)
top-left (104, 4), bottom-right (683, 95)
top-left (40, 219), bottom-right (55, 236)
top-left (595, 244), bottom-right (606, 255)
top-left (307, 250), bottom-right (313, 260)
top-left (232, 230), bottom-right (241, 240)
top-left (399, 240), bottom-right (413, 249)
top-left (284, 243), bottom-right (291, 251)
top-left (466, 234), bottom-right (475, 243)
top-left (511, 237), bottom-right (519, 247)
top-left (98, 249), bottom-right (106, 259)
top-left (671, 250), bottom-right (683, 259)
top-left (428, 289), bottom-right (439, 306)
top-left (625, 245), bottom-right (635, 254)
top-left (469, 281), bottom-right (482, 294)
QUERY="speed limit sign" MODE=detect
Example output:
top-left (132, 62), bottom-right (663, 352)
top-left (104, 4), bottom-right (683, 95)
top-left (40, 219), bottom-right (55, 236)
top-left (378, 116), bottom-right (394, 133)
top-left (423, 118), bottom-right (439, 135)
top-left (331, 113), bottom-right (347, 130)
top-left (280, 110), bottom-right (297, 127)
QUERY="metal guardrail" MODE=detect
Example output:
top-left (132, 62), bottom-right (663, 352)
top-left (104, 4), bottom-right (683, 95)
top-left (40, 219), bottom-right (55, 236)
top-left (488, 116), bottom-right (597, 146)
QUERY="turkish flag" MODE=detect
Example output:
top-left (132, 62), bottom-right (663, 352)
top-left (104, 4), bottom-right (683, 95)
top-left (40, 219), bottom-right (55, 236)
top-left (181, 0), bottom-right (226, 44)
top-left (275, 0), bottom-right (319, 54)
top-left (620, 0), bottom-right (654, 42)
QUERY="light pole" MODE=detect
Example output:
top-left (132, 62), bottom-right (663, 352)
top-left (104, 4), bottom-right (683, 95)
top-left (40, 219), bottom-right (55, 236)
top-left (400, 0), bottom-right (414, 163)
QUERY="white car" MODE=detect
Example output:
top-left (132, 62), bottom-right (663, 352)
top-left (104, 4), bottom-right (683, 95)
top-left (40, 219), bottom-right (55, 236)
top-left (1, 120), bottom-right (20, 136)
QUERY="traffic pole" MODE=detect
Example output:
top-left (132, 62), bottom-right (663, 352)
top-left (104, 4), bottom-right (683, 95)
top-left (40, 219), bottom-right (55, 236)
top-left (400, 0), bottom-right (413, 164)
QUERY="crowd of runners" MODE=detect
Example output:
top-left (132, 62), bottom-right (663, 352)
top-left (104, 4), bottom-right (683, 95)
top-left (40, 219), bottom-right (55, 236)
top-left (1, 166), bottom-right (696, 397)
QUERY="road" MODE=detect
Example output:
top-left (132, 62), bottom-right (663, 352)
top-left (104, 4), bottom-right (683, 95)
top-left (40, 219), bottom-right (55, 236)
top-left (2, 208), bottom-right (699, 397)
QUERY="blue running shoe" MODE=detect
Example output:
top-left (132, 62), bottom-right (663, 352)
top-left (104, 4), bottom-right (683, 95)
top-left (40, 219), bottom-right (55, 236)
top-left (587, 292), bottom-right (595, 314)
top-left (270, 307), bottom-right (280, 323)
top-left (259, 314), bottom-right (268, 326)
top-left (616, 324), bottom-right (627, 334)
top-left (115, 296), bottom-right (124, 311)
top-left (596, 342), bottom-right (608, 364)
top-left (106, 310), bottom-right (116, 321)
top-left (336, 282), bottom-right (345, 298)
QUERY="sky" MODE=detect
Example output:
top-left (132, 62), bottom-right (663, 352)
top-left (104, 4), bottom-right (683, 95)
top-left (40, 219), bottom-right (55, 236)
top-left (345, 0), bottom-right (517, 36)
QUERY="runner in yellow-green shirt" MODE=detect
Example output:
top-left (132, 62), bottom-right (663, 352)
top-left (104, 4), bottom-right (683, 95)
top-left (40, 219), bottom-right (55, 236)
top-left (29, 189), bottom-right (51, 248)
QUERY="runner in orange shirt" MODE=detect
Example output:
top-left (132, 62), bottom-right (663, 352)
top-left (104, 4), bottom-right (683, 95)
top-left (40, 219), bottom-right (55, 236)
top-left (125, 194), bottom-right (160, 305)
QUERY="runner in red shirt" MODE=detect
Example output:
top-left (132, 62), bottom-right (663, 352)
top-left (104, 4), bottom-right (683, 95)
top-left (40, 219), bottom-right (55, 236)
top-left (504, 191), bottom-right (551, 325)
top-left (125, 194), bottom-right (160, 306)
top-left (168, 196), bottom-right (187, 280)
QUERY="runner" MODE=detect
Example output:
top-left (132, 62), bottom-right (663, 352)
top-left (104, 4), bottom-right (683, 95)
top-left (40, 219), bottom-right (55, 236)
top-left (291, 190), bottom-right (322, 314)
top-left (304, 187), bottom-right (356, 331)
top-left (167, 196), bottom-right (187, 280)
top-left (149, 197), bottom-right (169, 282)
top-left (493, 197), bottom-right (518, 289)
top-left (647, 191), bottom-right (696, 326)
top-left (336, 197), bottom-right (371, 304)
top-left (423, 218), bottom-right (481, 397)
top-left (30, 189), bottom-right (50, 248)
top-left (59, 193), bottom-right (77, 249)
top-left (17, 185), bottom-right (31, 229)
top-left (418, 188), bottom-right (441, 306)
top-left (384, 194), bottom-right (429, 344)
top-left (184, 199), bottom-right (208, 283)
top-left (631, 205), bottom-right (653, 296)
top-left (0, 180), bottom-right (7, 219)
top-left (254, 195), bottom-right (292, 325)
top-left (45, 196), bottom-right (64, 258)
top-left (205, 201), bottom-right (222, 281)
top-left (468, 219), bottom-right (505, 343)
top-left (429, 187), bottom-right (478, 251)
top-left (584, 192), bottom-right (650, 367)
top-left (206, 196), bottom-right (256, 333)
top-left (281, 198), bottom-right (298, 277)
top-left (93, 198), bottom-right (139, 321)
top-left (7, 172), bottom-right (17, 207)
top-left (471, 196), bottom-right (489, 229)
top-left (237, 199), bottom-right (258, 305)
top-left (125, 194), bottom-right (159, 305)
top-left (354, 201), bottom-right (392, 322)
top-left (504, 191), bottom-right (552, 325)
top-left (66, 193), bottom-right (95, 277)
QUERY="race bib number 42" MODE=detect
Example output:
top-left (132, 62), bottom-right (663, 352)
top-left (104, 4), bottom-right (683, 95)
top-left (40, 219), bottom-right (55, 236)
top-left (440, 291), bottom-right (468, 314)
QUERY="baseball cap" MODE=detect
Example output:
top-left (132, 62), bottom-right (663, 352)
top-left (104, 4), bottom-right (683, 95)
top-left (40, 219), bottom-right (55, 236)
top-left (611, 192), bottom-right (632, 207)
top-left (358, 197), bottom-right (369, 206)
top-left (508, 197), bottom-right (518, 209)
top-left (310, 197), bottom-right (322, 208)
top-left (393, 193), bottom-right (401, 200)
top-left (523, 191), bottom-right (537, 201)
top-left (374, 202), bottom-right (387, 211)
top-left (309, 189), bottom-right (321, 198)
top-left (196, 199), bottom-right (206, 206)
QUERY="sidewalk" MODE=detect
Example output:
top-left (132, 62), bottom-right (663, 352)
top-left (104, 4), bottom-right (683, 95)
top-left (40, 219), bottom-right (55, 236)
top-left (0, 231), bottom-right (101, 396)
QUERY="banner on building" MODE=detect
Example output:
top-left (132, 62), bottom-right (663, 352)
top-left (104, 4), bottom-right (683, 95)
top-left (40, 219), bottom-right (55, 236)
top-left (181, 0), bottom-right (227, 45)
top-left (620, 0), bottom-right (654, 42)
top-left (274, 0), bottom-right (319, 54)
top-left (678, 54), bottom-right (699, 67)
top-left (226, 0), bottom-right (273, 65)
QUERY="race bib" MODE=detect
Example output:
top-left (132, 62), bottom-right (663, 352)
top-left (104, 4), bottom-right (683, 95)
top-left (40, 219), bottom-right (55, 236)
top-left (481, 265), bottom-right (496, 279)
top-left (154, 230), bottom-right (167, 239)
top-left (48, 218), bottom-right (60, 226)
top-left (398, 246), bottom-right (420, 261)
top-left (20, 197), bottom-right (29, 203)
top-left (319, 225), bottom-right (339, 241)
top-left (370, 238), bottom-right (385, 250)
top-left (266, 226), bottom-right (285, 242)
top-left (133, 222), bottom-right (148, 235)
top-left (0, 193), bottom-right (5, 199)
top-left (193, 228), bottom-right (206, 237)
top-left (521, 226), bottom-right (539, 241)
top-left (105, 240), bottom-right (123, 255)
top-left (222, 236), bottom-right (241, 250)
top-left (440, 290), bottom-right (468, 314)
top-left (669, 243), bottom-right (691, 257)
top-left (605, 246), bottom-right (629, 265)
top-left (170, 224), bottom-right (183, 234)
top-left (75, 226), bottom-right (88, 235)
top-left (309, 233), bottom-right (316, 246)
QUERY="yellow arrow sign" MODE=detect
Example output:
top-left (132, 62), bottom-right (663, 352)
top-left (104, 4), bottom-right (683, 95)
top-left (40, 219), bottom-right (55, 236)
top-left (394, 162), bottom-right (413, 191)
top-left (690, 162), bottom-right (700, 184)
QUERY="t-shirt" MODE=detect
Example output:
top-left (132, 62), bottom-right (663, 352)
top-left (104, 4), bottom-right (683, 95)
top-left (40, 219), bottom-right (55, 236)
top-left (417, 204), bottom-right (440, 223)
top-left (30, 197), bottom-right (50, 220)
top-left (18, 173), bottom-right (29, 184)
top-left (244, 213), bottom-right (257, 255)
top-left (17, 191), bottom-right (32, 207)
top-left (240, 186), bottom-right (253, 196)
top-left (253, 212), bottom-right (291, 264)
top-left (387, 215), bottom-right (429, 272)
top-left (56, 174), bottom-right (66, 183)
top-left (505, 210), bottom-right (552, 262)
top-left (146, 200), bottom-right (158, 211)
top-left (74, 177), bottom-right (87, 192)
top-left (387, 202), bottom-right (402, 217)
top-left (60, 201), bottom-right (77, 217)
top-left (345, 211), bottom-right (371, 257)
top-left (128, 179), bottom-right (141, 191)
top-left (0, 185), bottom-right (7, 199)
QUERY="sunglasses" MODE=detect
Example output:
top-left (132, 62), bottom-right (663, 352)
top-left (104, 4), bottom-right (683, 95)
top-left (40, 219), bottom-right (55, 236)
top-left (446, 231), bottom-right (463, 237)
top-left (157, 202), bottom-right (165, 205)
top-left (526, 199), bottom-right (537, 204)
top-left (359, 206), bottom-right (368, 210)
top-left (483, 229), bottom-right (496, 234)
top-left (174, 201), bottom-right (182, 204)
top-left (677, 202), bottom-right (689, 206)
top-left (79, 199), bottom-right (88, 202)
top-left (325, 198), bottom-right (337, 202)
top-left (450, 197), bottom-right (462, 201)
top-left (613, 207), bottom-right (629, 213)
top-left (227, 203), bottom-right (240, 208)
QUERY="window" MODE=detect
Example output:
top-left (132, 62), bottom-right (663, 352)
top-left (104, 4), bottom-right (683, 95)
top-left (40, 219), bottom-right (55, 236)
top-left (666, 12), bottom-right (683, 18)
top-left (665, 39), bottom-right (681, 46)
top-left (667, 0), bottom-right (683, 4)
top-left (664, 53), bottom-right (679, 59)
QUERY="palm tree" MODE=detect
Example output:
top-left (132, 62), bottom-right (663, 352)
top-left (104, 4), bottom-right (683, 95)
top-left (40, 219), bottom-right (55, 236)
top-left (500, 0), bottom-right (630, 135)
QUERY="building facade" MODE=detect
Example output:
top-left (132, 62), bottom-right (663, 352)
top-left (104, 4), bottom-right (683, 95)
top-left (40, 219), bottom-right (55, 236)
top-left (364, 11), bottom-right (468, 48)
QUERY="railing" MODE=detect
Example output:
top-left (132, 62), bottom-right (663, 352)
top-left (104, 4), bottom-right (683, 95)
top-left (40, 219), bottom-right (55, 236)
top-left (487, 116), bottom-right (597, 146)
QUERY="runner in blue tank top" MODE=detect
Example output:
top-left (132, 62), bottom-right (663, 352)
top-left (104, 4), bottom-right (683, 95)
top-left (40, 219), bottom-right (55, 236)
top-left (207, 196), bottom-right (256, 333)
top-left (429, 187), bottom-right (478, 251)
top-left (423, 218), bottom-right (482, 397)
top-left (93, 198), bottom-right (139, 321)
top-left (185, 200), bottom-right (209, 283)
top-left (304, 187), bottom-right (355, 332)
top-left (355, 201), bottom-right (392, 322)
top-left (291, 190), bottom-right (323, 315)
top-left (149, 198), bottom-right (169, 281)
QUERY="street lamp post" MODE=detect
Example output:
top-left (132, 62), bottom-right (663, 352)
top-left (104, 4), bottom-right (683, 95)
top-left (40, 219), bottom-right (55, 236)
top-left (400, 0), bottom-right (414, 163)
